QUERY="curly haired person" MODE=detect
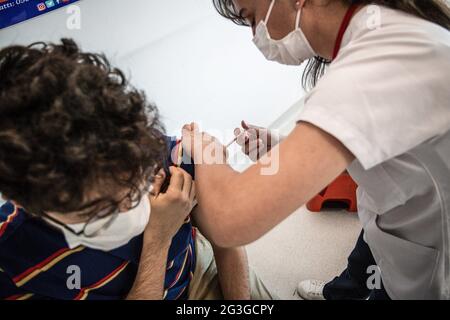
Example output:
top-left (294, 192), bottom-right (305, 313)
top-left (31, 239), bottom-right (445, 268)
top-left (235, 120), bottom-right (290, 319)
top-left (0, 39), bottom-right (274, 300)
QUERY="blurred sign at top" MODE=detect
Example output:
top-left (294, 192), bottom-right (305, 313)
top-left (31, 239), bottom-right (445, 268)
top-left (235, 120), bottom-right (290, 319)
top-left (0, 0), bottom-right (79, 29)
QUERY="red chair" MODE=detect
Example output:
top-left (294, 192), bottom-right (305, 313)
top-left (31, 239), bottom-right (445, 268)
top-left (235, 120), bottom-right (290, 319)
top-left (307, 172), bottom-right (358, 212)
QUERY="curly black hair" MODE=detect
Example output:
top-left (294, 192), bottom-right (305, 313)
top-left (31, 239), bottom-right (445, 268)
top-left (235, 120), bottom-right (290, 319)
top-left (0, 38), bottom-right (167, 217)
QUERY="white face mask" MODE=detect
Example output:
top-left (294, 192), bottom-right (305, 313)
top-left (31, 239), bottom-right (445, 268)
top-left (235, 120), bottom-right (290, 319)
top-left (46, 196), bottom-right (151, 251)
top-left (253, 0), bottom-right (316, 65)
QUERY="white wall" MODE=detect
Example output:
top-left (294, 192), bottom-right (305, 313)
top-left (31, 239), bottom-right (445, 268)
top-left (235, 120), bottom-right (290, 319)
top-left (0, 0), bottom-right (306, 202)
top-left (0, 0), bottom-right (305, 135)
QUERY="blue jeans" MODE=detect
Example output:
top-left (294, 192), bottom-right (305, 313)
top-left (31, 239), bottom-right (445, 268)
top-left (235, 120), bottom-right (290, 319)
top-left (323, 231), bottom-right (391, 300)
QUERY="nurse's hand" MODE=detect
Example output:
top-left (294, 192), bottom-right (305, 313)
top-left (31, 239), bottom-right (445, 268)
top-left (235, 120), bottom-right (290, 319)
top-left (182, 122), bottom-right (228, 164)
top-left (234, 121), bottom-right (284, 162)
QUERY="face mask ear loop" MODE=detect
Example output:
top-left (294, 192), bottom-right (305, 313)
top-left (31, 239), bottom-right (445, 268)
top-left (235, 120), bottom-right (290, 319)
top-left (264, 0), bottom-right (276, 24)
top-left (295, 8), bottom-right (301, 30)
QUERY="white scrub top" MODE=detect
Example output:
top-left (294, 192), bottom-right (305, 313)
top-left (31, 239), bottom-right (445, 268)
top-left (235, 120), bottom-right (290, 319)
top-left (297, 6), bottom-right (450, 299)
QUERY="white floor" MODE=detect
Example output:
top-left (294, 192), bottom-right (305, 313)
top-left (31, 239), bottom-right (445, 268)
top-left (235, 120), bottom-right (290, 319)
top-left (246, 206), bottom-right (361, 300)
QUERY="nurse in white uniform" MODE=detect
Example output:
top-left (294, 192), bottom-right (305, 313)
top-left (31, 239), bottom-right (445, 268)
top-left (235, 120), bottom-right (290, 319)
top-left (182, 0), bottom-right (450, 300)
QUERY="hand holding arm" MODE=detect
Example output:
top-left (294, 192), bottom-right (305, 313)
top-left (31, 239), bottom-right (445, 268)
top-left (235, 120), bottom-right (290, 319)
top-left (126, 167), bottom-right (196, 300)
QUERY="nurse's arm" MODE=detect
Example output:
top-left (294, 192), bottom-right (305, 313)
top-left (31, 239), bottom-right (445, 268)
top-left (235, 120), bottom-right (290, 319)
top-left (191, 122), bottom-right (354, 248)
